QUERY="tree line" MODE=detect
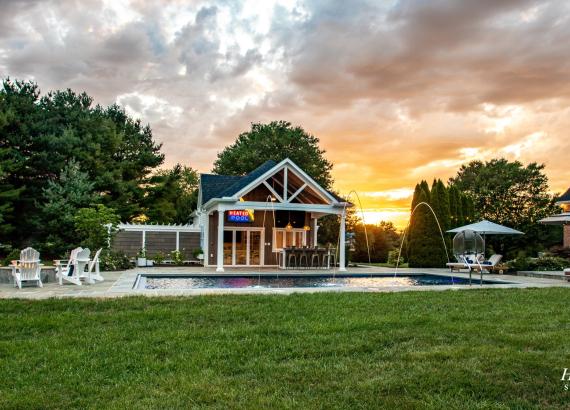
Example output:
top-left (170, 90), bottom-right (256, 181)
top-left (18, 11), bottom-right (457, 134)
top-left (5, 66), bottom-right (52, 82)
top-left (406, 160), bottom-right (562, 267)
top-left (1, 79), bottom-right (563, 266)
top-left (0, 81), bottom-right (337, 259)
top-left (0, 79), bottom-right (198, 258)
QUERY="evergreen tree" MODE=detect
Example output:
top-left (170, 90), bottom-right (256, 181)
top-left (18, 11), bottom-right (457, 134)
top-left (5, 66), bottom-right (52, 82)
top-left (419, 180), bottom-right (430, 203)
top-left (408, 180), bottom-right (449, 267)
top-left (0, 79), bottom-right (164, 255)
top-left (449, 185), bottom-right (464, 227)
top-left (410, 183), bottom-right (422, 211)
top-left (144, 164), bottom-right (199, 224)
top-left (430, 179), bottom-right (451, 231)
top-left (461, 194), bottom-right (474, 224)
top-left (406, 184), bottom-right (424, 252)
top-left (41, 161), bottom-right (98, 254)
top-left (408, 188), bottom-right (434, 267)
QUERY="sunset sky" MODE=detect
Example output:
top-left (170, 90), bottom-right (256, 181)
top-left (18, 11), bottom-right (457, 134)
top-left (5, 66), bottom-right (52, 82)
top-left (1, 0), bottom-right (569, 228)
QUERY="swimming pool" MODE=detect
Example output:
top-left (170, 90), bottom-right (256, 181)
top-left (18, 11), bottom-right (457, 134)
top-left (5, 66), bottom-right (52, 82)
top-left (136, 274), bottom-right (508, 290)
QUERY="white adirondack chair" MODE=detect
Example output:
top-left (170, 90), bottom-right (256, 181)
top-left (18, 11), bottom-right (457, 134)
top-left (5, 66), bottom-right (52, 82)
top-left (11, 247), bottom-right (43, 289)
top-left (81, 248), bottom-right (104, 284)
top-left (55, 247), bottom-right (90, 286)
top-left (55, 247), bottom-right (81, 285)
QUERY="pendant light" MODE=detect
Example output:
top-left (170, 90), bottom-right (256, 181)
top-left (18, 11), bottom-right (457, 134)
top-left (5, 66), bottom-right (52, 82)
top-left (286, 210), bottom-right (293, 231)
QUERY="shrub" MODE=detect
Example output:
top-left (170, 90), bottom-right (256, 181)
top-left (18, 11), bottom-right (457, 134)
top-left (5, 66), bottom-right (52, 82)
top-left (152, 251), bottom-right (165, 264)
top-left (170, 250), bottom-right (184, 265)
top-left (2, 248), bottom-right (21, 266)
top-left (170, 251), bottom-right (184, 265)
top-left (387, 250), bottom-right (404, 267)
top-left (507, 256), bottom-right (568, 272)
top-left (74, 205), bottom-right (120, 251)
top-left (100, 250), bottom-right (132, 271)
top-left (192, 248), bottom-right (203, 259)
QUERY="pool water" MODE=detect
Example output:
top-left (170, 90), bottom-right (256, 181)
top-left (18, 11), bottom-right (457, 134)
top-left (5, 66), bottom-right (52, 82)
top-left (138, 274), bottom-right (504, 290)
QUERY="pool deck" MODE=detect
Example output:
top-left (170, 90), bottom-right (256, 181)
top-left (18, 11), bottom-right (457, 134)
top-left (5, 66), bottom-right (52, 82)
top-left (1, 265), bottom-right (569, 299)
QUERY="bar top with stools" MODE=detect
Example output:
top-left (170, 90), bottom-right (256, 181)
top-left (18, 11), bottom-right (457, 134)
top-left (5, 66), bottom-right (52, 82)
top-left (279, 247), bottom-right (336, 269)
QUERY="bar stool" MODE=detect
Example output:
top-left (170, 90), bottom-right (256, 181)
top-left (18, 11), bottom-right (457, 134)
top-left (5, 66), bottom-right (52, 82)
top-left (323, 248), bottom-right (336, 269)
top-left (287, 248), bottom-right (297, 269)
top-left (310, 249), bottom-right (321, 269)
top-left (299, 248), bottom-right (309, 269)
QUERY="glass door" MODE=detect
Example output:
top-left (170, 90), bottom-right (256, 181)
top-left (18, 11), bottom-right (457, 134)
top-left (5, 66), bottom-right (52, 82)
top-left (223, 230), bottom-right (233, 265)
top-left (223, 229), bottom-right (264, 266)
top-left (235, 231), bottom-right (247, 265)
top-left (249, 231), bottom-right (262, 265)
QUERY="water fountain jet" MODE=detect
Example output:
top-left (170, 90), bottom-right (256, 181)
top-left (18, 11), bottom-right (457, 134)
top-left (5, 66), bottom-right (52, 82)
top-left (394, 201), bottom-right (453, 283)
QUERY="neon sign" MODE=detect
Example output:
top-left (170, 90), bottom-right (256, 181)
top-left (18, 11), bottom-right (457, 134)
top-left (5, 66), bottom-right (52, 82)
top-left (227, 210), bottom-right (254, 223)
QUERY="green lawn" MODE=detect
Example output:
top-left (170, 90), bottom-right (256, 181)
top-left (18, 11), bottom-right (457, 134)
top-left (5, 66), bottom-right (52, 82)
top-left (1, 289), bottom-right (569, 409)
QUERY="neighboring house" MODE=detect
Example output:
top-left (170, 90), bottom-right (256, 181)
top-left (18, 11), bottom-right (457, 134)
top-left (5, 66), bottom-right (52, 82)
top-left (193, 158), bottom-right (352, 272)
top-left (540, 186), bottom-right (570, 247)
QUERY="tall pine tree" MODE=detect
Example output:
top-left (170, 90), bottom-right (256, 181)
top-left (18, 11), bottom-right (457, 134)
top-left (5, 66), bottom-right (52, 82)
top-left (408, 183), bottom-right (447, 268)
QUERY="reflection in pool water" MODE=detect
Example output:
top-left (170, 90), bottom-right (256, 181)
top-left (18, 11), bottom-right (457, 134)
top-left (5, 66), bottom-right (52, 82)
top-left (140, 274), bottom-right (503, 290)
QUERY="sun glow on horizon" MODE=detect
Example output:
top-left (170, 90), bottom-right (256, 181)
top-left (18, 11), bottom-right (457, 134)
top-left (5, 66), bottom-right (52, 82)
top-left (356, 210), bottom-right (410, 230)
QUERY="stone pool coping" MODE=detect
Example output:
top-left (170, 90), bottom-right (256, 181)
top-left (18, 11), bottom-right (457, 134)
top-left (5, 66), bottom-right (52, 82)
top-left (1, 265), bottom-right (569, 299)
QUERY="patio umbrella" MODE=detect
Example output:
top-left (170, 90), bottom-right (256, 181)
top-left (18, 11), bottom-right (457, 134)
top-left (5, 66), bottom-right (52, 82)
top-left (447, 220), bottom-right (524, 235)
top-left (447, 219), bottom-right (524, 257)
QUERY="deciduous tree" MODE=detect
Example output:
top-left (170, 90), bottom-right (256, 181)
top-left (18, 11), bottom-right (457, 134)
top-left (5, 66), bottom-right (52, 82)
top-left (213, 121), bottom-right (334, 189)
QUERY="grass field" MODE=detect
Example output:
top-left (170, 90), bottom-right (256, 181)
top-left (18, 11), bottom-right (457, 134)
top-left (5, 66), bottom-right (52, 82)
top-left (1, 288), bottom-right (569, 409)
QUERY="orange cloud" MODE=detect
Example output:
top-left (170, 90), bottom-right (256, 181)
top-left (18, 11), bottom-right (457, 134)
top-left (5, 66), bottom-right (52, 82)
top-left (2, 0), bottom-right (570, 230)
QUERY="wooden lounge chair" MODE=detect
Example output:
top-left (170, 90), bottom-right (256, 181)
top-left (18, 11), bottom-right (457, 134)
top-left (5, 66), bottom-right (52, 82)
top-left (446, 254), bottom-right (483, 272)
top-left (472, 254), bottom-right (503, 273)
top-left (11, 247), bottom-right (43, 289)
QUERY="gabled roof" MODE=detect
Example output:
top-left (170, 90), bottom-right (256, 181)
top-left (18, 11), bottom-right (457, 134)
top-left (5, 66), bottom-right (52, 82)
top-left (200, 160), bottom-right (277, 205)
top-left (199, 174), bottom-right (243, 205)
top-left (557, 187), bottom-right (570, 204)
top-left (199, 158), bottom-right (347, 207)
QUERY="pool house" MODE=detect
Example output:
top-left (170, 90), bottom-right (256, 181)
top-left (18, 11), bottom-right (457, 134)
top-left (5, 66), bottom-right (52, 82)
top-left (193, 158), bottom-right (352, 272)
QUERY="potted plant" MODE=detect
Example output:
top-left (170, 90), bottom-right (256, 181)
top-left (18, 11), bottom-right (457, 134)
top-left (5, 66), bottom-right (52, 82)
top-left (193, 248), bottom-right (204, 261)
top-left (137, 248), bottom-right (147, 267)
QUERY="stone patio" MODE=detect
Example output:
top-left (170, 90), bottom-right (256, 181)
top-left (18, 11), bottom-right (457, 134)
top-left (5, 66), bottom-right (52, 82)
top-left (1, 265), bottom-right (569, 299)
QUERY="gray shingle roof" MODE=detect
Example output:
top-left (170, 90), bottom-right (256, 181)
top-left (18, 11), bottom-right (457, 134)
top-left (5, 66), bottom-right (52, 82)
top-left (200, 160), bottom-right (277, 204)
top-left (200, 159), bottom-right (348, 206)
top-left (558, 187), bottom-right (570, 203)
top-left (200, 174), bottom-right (243, 204)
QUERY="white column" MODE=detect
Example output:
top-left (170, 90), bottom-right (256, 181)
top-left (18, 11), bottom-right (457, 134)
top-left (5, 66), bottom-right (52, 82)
top-left (338, 214), bottom-right (347, 271)
top-left (142, 231), bottom-right (146, 250)
top-left (216, 210), bottom-right (225, 272)
top-left (202, 214), bottom-right (209, 267)
top-left (312, 218), bottom-right (318, 246)
top-left (175, 231), bottom-right (180, 252)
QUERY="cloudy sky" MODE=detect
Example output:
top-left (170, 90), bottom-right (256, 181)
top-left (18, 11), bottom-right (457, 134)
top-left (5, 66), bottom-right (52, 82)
top-left (2, 0), bottom-right (570, 227)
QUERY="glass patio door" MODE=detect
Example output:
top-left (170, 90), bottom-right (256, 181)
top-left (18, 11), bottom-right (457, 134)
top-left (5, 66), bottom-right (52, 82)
top-left (235, 231), bottom-right (247, 265)
top-left (223, 229), bottom-right (263, 266)
top-left (249, 231), bottom-right (261, 265)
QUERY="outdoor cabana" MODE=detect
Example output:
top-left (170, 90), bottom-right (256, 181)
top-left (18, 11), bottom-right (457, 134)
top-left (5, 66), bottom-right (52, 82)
top-left (193, 158), bottom-right (352, 272)
top-left (539, 186), bottom-right (570, 248)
